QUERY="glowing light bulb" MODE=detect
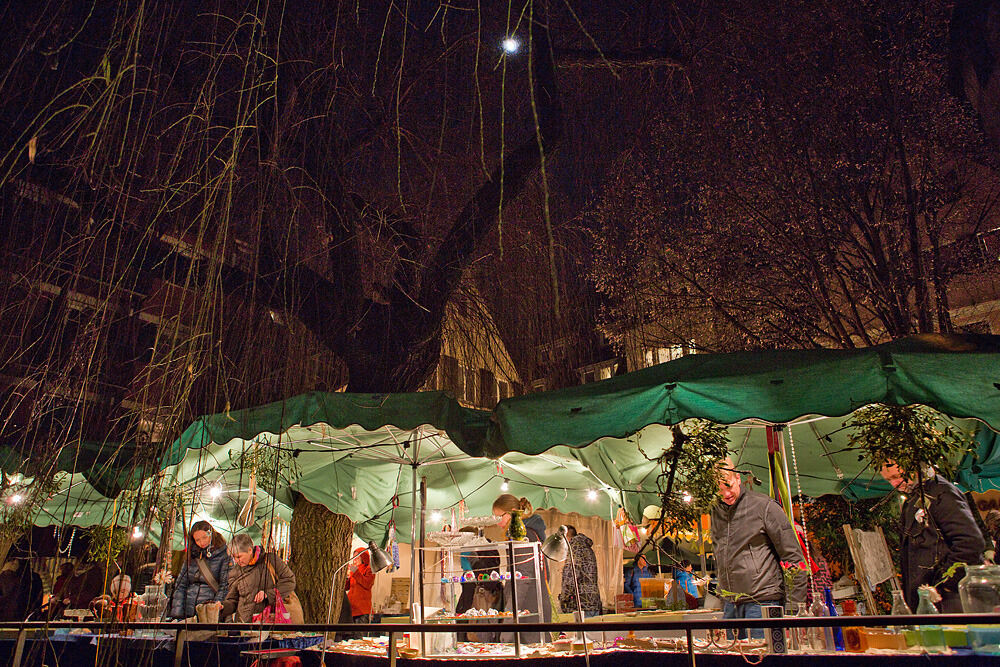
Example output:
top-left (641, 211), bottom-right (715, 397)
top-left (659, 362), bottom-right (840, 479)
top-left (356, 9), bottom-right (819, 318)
top-left (586, 489), bottom-right (598, 502)
top-left (500, 480), bottom-right (509, 492)
top-left (208, 485), bottom-right (223, 499)
top-left (639, 526), bottom-right (647, 536)
top-left (8, 493), bottom-right (23, 505)
top-left (132, 526), bottom-right (144, 540)
top-left (682, 492), bottom-right (693, 504)
top-left (501, 37), bottom-right (520, 54)
top-left (430, 510), bottom-right (442, 523)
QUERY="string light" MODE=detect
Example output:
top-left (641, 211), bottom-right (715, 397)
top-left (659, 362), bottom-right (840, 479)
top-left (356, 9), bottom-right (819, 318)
top-left (500, 480), bottom-right (509, 492)
top-left (501, 37), bottom-right (520, 54)
top-left (132, 526), bottom-right (144, 540)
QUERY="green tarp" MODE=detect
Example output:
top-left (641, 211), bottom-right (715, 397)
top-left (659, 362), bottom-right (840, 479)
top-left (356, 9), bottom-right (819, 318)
top-left (17, 334), bottom-right (1000, 542)
top-left (487, 333), bottom-right (1000, 456)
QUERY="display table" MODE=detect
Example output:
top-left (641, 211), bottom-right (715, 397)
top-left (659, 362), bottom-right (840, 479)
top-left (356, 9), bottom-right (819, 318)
top-left (0, 631), bottom-right (323, 667)
top-left (300, 648), bottom-right (989, 667)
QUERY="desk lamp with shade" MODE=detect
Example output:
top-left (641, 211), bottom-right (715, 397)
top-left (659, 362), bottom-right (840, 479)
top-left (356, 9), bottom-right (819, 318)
top-left (319, 541), bottom-right (393, 663)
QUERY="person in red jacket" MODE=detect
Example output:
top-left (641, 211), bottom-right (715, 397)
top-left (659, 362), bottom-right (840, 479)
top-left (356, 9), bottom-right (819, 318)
top-left (347, 547), bottom-right (375, 622)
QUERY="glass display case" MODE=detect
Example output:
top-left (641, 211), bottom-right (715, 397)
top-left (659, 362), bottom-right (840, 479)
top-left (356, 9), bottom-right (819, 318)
top-left (416, 538), bottom-right (545, 658)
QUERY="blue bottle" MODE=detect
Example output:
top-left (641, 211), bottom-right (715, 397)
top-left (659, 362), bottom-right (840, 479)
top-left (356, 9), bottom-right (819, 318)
top-left (824, 588), bottom-right (845, 651)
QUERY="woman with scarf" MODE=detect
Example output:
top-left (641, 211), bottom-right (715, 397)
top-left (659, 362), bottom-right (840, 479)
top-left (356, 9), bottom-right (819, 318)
top-left (169, 521), bottom-right (230, 619)
top-left (221, 534), bottom-right (302, 623)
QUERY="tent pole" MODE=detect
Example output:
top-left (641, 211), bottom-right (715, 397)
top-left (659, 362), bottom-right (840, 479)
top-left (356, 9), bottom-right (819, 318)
top-left (419, 476), bottom-right (428, 657)
top-left (409, 463), bottom-right (418, 614)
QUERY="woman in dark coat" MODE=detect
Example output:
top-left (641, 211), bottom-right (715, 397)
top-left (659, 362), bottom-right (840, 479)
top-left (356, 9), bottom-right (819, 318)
top-left (169, 521), bottom-right (230, 619)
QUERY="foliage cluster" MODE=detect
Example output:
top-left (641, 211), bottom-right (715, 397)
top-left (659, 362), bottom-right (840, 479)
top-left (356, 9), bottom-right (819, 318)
top-left (655, 419), bottom-right (730, 534)
top-left (846, 404), bottom-right (974, 480)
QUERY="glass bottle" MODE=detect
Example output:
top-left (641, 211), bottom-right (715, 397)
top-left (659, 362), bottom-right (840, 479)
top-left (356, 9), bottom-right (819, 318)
top-left (890, 590), bottom-right (913, 632)
top-left (794, 602), bottom-right (810, 652)
top-left (915, 588), bottom-right (939, 615)
top-left (823, 588), bottom-right (845, 651)
top-left (916, 588), bottom-right (944, 651)
top-left (808, 596), bottom-right (834, 650)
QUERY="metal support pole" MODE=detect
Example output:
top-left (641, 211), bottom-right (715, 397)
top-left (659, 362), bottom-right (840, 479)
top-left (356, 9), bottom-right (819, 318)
top-left (173, 629), bottom-right (186, 667)
top-left (419, 476), bottom-right (427, 657)
top-left (11, 628), bottom-right (26, 667)
top-left (388, 630), bottom-right (397, 667)
top-left (686, 627), bottom-right (696, 667)
top-left (508, 541), bottom-right (521, 659)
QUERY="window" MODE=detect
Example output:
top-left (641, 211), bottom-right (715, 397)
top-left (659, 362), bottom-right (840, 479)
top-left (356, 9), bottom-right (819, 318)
top-left (464, 367), bottom-right (478, 405)
top-left (498, 380), bottom-right (510, 400)
top-left (643, 344), bottom-right (688, 367)
top-left (479, 369), bottom-right (497, 407)
top-left (440, 355), bottom-right (460, 393)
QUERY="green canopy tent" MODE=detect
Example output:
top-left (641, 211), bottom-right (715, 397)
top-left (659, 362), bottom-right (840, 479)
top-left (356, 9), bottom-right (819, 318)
top-left (154, 393), bottom-right (667, 545)
top-left (487, 334), bottom-right (1000, 500)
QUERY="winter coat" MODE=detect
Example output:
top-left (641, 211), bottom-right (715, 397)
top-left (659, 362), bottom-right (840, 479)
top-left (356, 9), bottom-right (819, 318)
top-left (900, 474), bottom-right (985, 611)
top-left (220, 549), bottom-right (296, 622)
top-left (170, 548), bottom-right (231, 619)
top-left (710, 487), bottom-right (806, 604)
top-left (347, 548), bottom-right (376, 617)
top-left (559, 533), bottom-right (601, 614)
top-left (623, 562), bottom-right (652, 608)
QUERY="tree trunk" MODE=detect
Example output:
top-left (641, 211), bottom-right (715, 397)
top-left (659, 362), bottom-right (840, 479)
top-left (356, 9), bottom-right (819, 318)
top-left (288, 496), bottom-right (353, 623)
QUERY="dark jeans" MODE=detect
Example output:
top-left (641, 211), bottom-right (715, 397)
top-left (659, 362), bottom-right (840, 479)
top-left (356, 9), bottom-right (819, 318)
top-left (722, 600), bottom-right (772, 640)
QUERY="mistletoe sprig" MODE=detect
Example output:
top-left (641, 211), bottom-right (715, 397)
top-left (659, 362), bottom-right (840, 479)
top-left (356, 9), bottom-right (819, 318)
top-left (846, 404), bottom-right (973, 481)
top-left (656, 419), bottom-right (730, 534)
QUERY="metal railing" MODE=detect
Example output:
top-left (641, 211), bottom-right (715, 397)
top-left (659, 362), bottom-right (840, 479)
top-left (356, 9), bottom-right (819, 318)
top-left (2, 613), bottom-right (999, 667)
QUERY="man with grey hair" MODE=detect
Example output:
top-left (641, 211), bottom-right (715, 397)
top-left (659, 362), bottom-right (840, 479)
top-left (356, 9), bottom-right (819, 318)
top-left (711, 457), bottom-right (806, 639)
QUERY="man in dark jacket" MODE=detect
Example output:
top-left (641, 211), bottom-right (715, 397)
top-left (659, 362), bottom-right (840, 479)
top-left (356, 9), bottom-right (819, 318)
top-left (880, 461), bottom-right (985, 612)
top-left (711, 458), bottom-right (806, 639)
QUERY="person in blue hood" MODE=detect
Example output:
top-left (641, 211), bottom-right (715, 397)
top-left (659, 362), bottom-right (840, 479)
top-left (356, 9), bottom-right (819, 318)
top-left (493, 494), bottom-right (553, 643)
top-left (623, 554), bottom-right (652, 609)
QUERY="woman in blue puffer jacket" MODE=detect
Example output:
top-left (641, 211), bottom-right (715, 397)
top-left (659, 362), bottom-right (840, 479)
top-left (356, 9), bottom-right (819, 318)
top-left (169, 521), bottom-right (230, 619)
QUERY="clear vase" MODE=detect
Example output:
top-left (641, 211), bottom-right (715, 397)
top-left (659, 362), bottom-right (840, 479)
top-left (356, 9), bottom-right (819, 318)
top-left (958, 565), bottom-right (1000, 654)
top-left (958, 564), bottom-right (1000, 613)
top-left (915, 588), bottom-right (939, 615)
top-left (140, 584), bottom-right (169, 622)
top-left (808, 597), bottom-right (833, 650)
top-left (890, 590), bottom-right (913, 632)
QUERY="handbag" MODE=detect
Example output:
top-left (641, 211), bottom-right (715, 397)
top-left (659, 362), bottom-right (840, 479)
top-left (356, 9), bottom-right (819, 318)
top-left (265, 558), bottom-right (305, 624)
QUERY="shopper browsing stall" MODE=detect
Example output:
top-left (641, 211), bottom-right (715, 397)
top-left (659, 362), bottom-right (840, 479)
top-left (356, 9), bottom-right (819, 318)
top-left (880, 460), bottom-right (985, 612)
top-left (221, 534), bottom-right (302, 623)
top-left (711, 458), bottom-right (806, 638)
top-left (169, 521), bottom-right (230, 620)
top-left (623, 554), bottom-right (652, 609)
top-left (558, 525), bottom-right (602, 616)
